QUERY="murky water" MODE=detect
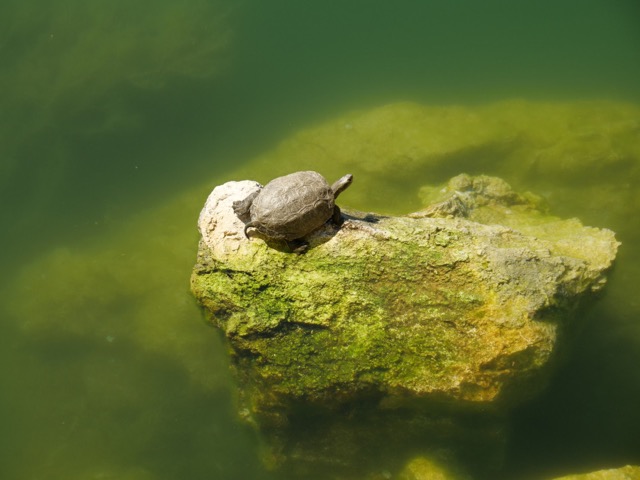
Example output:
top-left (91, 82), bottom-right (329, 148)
top-left (1, 1), bottom-right (639, 479)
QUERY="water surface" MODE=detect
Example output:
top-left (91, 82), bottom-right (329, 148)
top-left (1, 1), bottom-right (639, 479)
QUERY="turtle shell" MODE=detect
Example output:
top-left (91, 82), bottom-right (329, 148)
top-left (249, 171), bottom-right (335, 241)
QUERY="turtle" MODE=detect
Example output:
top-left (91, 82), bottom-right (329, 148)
top-left (233, 171), bottom-right (353, 252)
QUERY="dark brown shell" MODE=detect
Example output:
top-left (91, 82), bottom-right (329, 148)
top-left (249, 171), bottom-right (334, 241)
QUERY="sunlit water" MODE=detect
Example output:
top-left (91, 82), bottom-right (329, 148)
top-left (1, 1), bottom-right (639, 479)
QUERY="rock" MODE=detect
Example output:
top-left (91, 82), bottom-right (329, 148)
top-left (191, 174), bottom-right (619, 477)
top-left (549, 465), bottom-right (640, 480)
top-left (397, 456), bottom-right (471, 480)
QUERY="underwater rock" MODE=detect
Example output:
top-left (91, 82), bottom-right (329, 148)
top-left (240, 100), bottom-right (640, 219)
top-left (190, 174), bottom-right (619, 477)
top-left (549, 465), bottom-right (640, 480)
top-left (397, 456), bottom-right (470, 480)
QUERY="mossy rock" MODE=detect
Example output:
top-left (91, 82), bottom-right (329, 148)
top-left (190, 174), bottom-right (619, 477)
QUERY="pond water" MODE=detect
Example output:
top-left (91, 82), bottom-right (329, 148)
top-left (1, 1), bottom-right (639, 479)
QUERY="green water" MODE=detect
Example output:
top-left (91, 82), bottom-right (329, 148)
top-left (1, 1), bottom-right (639, 479)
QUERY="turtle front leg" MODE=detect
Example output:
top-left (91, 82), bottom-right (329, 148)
top-left (243, 222), bottom-right (257, 239)
top-left (332, 205), bottom-right (344, 226)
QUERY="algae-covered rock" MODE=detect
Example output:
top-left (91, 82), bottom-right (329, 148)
top-left (192, 174), bottom-right (618, 408)
top-left (190, 173), bottom-right (619, 477)
top-left (549, 465), bottom-right (640, 480)
top-left (397, 456), bottom-right (471, 480)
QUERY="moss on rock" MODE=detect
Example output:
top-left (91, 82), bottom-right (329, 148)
top-left (191, 174), bottom-right (619, 477)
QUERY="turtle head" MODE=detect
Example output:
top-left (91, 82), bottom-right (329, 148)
top-left (331, 174), bottom-right (353, 198)
top-left (233, 189), bottom-right (260, 223)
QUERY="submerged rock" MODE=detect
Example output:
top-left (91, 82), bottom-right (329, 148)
top-left (549, 465), bottom-right (640, 480)
top-left (190, 174), bottom-right (619, 477)
top-left (397, 456), bottom-right (471, 480)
